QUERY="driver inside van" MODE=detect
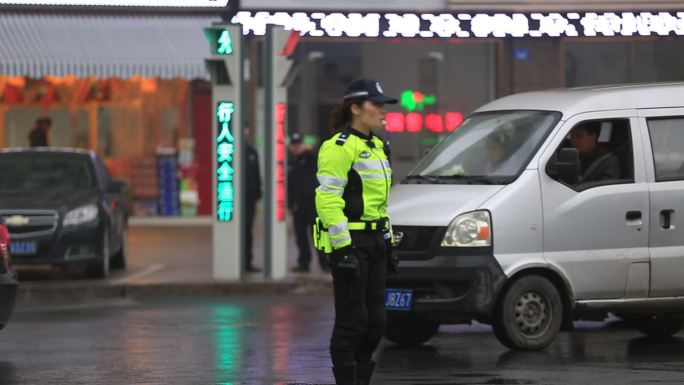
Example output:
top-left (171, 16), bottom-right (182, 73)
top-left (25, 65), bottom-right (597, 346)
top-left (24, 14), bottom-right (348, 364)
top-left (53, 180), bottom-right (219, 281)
top-left (569, 122), bottom-right (621, 183)
top-left (485, 134), bottom-right (507, 173)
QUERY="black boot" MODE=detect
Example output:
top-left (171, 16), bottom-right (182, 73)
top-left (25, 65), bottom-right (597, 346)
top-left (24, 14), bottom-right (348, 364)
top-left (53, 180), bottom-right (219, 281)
top-left (356, 360), bottom-right (375, 385)
top-left (332, 364), bottom-right (357, 385)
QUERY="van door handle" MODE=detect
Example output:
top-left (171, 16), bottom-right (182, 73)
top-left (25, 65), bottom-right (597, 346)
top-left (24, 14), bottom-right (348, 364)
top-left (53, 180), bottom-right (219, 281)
top-left (661, 210), bottom-right (675, 230)
top-left (626, 211), bottom-right (642, 226)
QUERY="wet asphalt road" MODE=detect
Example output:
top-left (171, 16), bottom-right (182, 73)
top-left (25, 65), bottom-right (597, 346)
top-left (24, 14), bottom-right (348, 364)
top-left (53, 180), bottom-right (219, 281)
top-left (2, 295), bottom-right (684, 385)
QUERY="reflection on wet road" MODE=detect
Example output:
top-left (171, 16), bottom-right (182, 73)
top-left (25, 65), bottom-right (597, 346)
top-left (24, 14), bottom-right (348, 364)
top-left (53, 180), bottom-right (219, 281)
top-left (2, 295), bottom-right (684, 384)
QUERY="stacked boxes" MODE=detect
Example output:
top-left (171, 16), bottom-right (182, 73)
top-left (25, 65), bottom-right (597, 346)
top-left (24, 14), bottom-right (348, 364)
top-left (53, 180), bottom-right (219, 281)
top-left (178, 138), bottom-right (199, 217)
top-left (130, 157), bottom-right (159, 216)
top-left (156, 148), bottom-right (180, 216)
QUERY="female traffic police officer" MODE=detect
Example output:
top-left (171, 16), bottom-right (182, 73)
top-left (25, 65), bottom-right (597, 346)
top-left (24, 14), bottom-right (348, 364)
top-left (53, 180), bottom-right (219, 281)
top-left (314, 79), bottom-right (399, 385)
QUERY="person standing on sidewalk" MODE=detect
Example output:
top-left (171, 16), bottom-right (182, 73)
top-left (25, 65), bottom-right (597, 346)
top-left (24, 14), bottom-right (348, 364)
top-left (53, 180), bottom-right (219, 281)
top-left (244, 124), bottom-right (262, 273)
top-left (315, 79), bottom-right (400, 385)
top-left (28, 117), bottom-right (51, 147)
top-left (288, 132), bottom-right (323, 273)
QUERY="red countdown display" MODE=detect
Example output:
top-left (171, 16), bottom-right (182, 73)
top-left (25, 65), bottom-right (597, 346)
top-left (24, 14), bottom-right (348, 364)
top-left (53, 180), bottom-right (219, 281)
top-left (385, 112), bottom-right (464, 133)
top-left (275, 103), bottom-right (287, 222)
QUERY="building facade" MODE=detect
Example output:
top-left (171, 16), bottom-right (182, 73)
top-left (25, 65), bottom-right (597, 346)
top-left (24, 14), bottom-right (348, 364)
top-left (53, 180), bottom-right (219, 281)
top-left (0, 2), bottom-right (235, 216)
top-left (2, 1), bottom-right (684, 216)
top-left (238, 0), bottom-right (684, 179)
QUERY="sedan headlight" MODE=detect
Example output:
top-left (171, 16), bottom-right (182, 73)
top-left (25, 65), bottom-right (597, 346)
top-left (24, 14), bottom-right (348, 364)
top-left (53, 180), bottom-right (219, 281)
top-left (441, 210), bottom-right (491, 247)
top-left (63, 204), bottom-right (99, 227)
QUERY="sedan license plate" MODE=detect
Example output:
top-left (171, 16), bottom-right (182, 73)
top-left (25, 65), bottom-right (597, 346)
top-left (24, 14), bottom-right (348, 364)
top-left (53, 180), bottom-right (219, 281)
top-left (10, 241), bottom-right (37, 255)
top-left (385, 289), bottom-right (413, 311)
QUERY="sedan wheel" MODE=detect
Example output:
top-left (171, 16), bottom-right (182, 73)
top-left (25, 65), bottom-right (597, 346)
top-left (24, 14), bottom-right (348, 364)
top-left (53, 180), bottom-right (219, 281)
top-left (86, 227), bottom-right (110, 279)
top-left (111, 227), bottom-right (128, 269)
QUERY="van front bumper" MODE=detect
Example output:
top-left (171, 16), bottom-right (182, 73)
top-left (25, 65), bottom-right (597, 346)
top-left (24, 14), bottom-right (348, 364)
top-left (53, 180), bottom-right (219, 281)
top-left (386, 252), bottom-right (507, 321)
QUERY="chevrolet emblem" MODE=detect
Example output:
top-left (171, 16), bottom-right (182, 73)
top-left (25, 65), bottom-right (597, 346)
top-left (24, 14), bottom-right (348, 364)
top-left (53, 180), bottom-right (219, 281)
top-left (4, 215), bottom-right (30, 226)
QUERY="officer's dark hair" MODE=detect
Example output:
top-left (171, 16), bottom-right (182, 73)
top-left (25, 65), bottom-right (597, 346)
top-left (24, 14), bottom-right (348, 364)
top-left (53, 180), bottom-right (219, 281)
top-left (330, 97), bottom-right (366, 133)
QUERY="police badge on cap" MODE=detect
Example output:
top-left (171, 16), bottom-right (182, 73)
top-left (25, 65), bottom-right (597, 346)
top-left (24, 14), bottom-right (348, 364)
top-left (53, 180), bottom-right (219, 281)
top-left (343, 79), bottom-right (398, 104)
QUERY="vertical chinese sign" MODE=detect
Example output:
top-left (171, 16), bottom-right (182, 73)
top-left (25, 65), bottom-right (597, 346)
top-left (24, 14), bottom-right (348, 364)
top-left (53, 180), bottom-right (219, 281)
top-left (216, 102), bottom-right (235, 222)
top-left (275, 103), bottom-right (286, 221)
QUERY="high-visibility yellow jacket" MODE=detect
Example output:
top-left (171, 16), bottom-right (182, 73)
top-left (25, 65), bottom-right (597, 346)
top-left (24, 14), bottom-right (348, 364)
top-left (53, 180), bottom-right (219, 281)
top-left (315, 128), bottom-right (392, 250)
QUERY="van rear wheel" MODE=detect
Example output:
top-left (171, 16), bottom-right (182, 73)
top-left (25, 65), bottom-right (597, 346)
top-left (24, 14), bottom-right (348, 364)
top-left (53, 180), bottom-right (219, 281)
top-left (636, 316), bottom-right (684, 338)
top-left (385, 312), bottom-right (440, 347)
top-left (492, 275), bottom-right (563, 351)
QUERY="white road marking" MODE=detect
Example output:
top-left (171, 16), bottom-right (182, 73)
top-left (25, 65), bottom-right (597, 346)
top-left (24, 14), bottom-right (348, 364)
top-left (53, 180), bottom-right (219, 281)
top-left (111, 263), bottom-right (165, 285)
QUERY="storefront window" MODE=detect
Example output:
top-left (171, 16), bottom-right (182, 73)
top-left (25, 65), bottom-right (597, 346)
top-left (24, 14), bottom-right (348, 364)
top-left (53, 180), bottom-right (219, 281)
top-left (98, 106), bottom-right (144, 158)
top-left (288, 40), bottom-right (497, 181)
top-left (3, 107), bottom-right (89, 148)
top-left (1, 76), bottom-right (193, 216)
top-left (565, 40), bottom-right (684, 87)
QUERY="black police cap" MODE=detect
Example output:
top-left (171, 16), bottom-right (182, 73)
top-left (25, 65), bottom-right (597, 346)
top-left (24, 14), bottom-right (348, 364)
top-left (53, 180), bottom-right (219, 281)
top-left (343, 79), bottom-right (398, 104)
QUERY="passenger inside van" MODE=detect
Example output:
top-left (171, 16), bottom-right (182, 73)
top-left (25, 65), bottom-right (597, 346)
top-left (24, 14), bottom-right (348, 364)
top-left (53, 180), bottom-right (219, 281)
top-left (569, 122), bottom-right (621, 183)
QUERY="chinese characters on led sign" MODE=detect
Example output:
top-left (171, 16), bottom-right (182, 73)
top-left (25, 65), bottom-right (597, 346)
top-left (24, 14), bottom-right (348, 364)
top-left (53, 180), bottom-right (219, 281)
top-left (217, 29), bottom-right (233, 55)
top-left (232, 11), bottom-right (684, 38)
top-left (216, 102), bottom-right (235, 222)
top-left (275, 103), bottom-right (287, 222)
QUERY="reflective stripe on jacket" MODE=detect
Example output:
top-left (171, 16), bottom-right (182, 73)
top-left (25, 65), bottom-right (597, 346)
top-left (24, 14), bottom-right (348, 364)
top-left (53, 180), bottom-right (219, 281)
top-left (315, 128), bottom-right (392, 250)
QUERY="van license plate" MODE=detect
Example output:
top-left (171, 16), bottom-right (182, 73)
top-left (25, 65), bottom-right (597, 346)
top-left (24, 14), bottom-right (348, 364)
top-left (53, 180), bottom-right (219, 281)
top-left (10, 241), bottom-right (37, 255)
top-left (385, 289), bottom-right (413, 311)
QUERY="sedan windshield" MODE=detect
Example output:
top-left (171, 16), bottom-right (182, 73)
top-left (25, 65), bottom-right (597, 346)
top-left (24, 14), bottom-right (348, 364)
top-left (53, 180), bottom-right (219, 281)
top-left (406, 110), bottom-right (561, 184)
top-left (0, 153), bottom-right (96, 191)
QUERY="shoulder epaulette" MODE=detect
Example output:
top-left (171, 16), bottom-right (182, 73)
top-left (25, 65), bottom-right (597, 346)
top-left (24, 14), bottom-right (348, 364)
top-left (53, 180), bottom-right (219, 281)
top-left (335, 132), bottom-right (350, 146)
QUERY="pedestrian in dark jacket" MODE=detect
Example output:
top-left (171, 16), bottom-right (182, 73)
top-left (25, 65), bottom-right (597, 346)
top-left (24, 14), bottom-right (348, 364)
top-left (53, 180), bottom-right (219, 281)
top-left (28, 117), bottom-right (51, 147)
top-left (288, 132), bottom-right (326, 272)
top-left (245, 134), bottom-right (262, 273)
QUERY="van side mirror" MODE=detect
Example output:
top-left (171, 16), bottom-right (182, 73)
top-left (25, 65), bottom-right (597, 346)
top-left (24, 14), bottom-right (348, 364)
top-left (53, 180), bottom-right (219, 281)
top-left (555, 148), bottom-right (581, 185)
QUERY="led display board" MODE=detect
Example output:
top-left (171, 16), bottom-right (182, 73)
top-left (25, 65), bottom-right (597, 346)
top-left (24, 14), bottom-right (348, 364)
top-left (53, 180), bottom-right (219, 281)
top-left (216, 101), bottom-right (236, 222)
top-left (232, 11), bottom-right (684, 38)
top-left (0, 0), bottom-right (230, 6)
top-left (275, 103), bottom-right (286, 222)
top-left (385, 112), bottom-right (463, 133)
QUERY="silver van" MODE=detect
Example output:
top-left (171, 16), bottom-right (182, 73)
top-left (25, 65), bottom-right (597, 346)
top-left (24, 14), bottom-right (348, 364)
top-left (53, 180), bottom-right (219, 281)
top-left (385, 83), bottom-right (684, 350)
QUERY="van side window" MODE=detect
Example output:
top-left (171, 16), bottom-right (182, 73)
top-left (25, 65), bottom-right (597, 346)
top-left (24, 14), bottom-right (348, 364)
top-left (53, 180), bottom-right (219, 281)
top-left (547, 119), bottom-right (634, 190)
top-left (647, 117), bottom-right (684, 182)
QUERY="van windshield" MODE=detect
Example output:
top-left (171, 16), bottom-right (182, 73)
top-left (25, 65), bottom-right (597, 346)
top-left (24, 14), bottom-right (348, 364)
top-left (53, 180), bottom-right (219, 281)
top-left (405, 110), bottom-right (561, 185)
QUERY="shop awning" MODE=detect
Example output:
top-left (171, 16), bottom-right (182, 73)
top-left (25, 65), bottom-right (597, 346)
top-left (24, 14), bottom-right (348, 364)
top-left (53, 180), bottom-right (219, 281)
top-left (0, 12), bottom-right (222, 79)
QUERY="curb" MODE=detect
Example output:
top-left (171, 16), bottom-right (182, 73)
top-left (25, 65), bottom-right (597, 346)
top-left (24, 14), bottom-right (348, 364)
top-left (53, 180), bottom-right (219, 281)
top-left (17, 279), bottom-right (333, 302)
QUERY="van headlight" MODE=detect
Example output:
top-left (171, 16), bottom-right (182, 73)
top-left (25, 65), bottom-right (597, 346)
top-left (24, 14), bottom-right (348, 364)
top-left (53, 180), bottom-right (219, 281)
top-left (63, 204), bottom-right (99, 227)
top-left (441, 210), bottom-right (491, 247)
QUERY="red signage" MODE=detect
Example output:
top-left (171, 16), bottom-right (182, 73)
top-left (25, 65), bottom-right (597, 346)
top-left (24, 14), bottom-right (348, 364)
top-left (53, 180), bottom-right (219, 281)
top-left (275, 103), bottom-right (287, 222)
top-left (385, 112), bottom-right (463, 133)
top-left (279, 31), bottom-right (301, 57)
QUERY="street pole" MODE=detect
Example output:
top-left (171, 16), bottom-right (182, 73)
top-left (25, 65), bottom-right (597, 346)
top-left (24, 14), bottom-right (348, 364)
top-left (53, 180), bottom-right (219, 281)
top-left (205, 24), bottom-right (243, 280)
top-left (263, 26), bottom-right (294, 279)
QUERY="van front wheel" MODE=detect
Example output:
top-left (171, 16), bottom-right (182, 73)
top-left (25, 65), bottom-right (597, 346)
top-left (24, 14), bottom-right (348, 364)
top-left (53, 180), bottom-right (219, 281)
top-left (385, 312), bottom-right (440, 347)
top-left (492, 275), bottom-right (563, 351)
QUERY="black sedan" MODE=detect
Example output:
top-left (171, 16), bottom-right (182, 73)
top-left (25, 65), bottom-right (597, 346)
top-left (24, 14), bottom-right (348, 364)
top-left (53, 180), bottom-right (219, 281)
top-left (0, 148), bottom-right (128, 278)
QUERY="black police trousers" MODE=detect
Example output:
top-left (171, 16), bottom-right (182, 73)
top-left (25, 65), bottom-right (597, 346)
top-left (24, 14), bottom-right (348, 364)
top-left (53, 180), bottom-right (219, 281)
top-left (330, 230), bottom-right (387, 367)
